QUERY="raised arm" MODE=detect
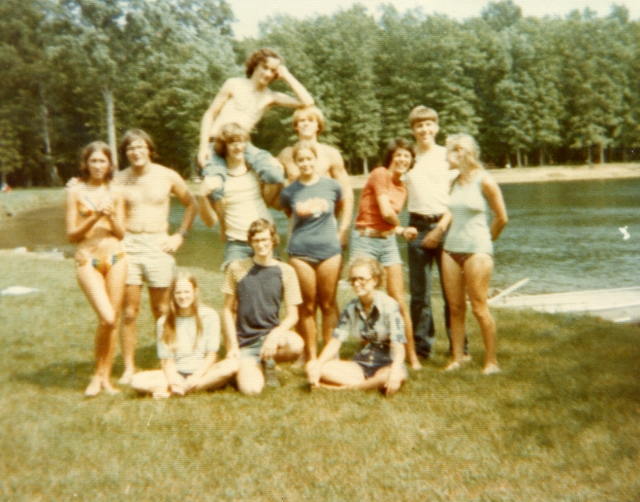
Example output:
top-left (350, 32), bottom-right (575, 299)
top-left (271, 65), bottom-right (314, 108)
top-left (198, 79), bottom-right (234, 167)
top-left (482, 176), bottom-right (508, 241)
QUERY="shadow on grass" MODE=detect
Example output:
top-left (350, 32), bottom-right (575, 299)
top-left (12, 343), bottom-right (159, 390)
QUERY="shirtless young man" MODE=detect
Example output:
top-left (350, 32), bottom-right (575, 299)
top-left (277, 106), bottom-right (354, 248)
top-left (197, 48), bottom-right (314, 219)
top-left (113, 129), bottom-right (197, 384)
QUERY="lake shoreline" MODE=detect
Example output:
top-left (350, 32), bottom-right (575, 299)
top-left (2, 163), bottom-right (639, 220)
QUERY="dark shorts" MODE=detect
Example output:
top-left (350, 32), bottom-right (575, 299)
top-left (351, 344), bottom-right (394, 379)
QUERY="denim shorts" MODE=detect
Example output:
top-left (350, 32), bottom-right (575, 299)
top-left (350, 230), bottom-right (402, 267)
top-left (239, 337), bottom-right (265, 363)
top-left (222, 239), bottom-right (253, 270)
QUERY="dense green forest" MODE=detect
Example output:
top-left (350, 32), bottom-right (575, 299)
top-left (2, 0), bottom-right (640, 186)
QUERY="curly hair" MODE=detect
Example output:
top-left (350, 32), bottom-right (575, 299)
top-left (348, 256), bottom-right (386, 289)
top-left (247, 218), bottom-right (279, 248)
top-left (245, 48), bottom-right (281, 78)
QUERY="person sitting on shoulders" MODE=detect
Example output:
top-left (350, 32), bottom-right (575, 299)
top-left (222, 218), bottom-right (304, 395)
top-left (198, 48), bottom-right (314, 219)
top-left (306, 257), bottom-right (407, 396)
top-left (131, 272), bottom-right (238, 398)
top-left (198, 123), bottom-right (277, 269)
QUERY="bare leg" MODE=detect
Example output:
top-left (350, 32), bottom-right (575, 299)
top-left (212, 199), bottom-right (226, 242)
top-left (318, 360), bottom-right (366, 387)
top-left (316, 255), bottom-right (342, 350)
top-left (386, 264), bottom-right (421, 370)
top-left (441, 253), bottom-right (467, 371)
top-left (130, 369), bottom-right (170, 395)
top-left (274, 331), bottom-right (305, 363)
top-left (464, 255), bottom-right (499, 374)
top-left (77, 263), bottom-right (121, 396)
top-left (100, 259), bottom-right (127, 392)
top-left (120, 284), bottom-right (142, 384)
top-left (290, 258), bottom-right (319, 360)
top-left (190, 358), bottom-right (239, 392)
top-left (237, 358), bottom-right (265, 395)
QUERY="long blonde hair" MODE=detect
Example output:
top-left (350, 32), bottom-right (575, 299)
top-left (162, 272), bottom-right (203, 351)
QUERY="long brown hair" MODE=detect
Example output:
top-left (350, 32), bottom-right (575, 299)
top-left (80, 141), bottom-right (114, 182)
top-left (162, 272), bottom-right (203, 351)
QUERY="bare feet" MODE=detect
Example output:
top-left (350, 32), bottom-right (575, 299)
top-left (482, 363), bottom-right (501, 375)
top-left (152, 390), bottom-right (171, 399)
top-left (118, 369), bottom-right (135, 386)
top-left (102, 380), bottom-right (121, 395)
top-left (444, 361), bottom-right (461, 372)
top-left (84, 376), bottom-right (102, 397)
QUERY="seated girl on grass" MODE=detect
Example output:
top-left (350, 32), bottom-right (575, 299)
top-left (131, 272), bottom-right (238, 398)
top-left (305, 257), bottom-right (407, 396)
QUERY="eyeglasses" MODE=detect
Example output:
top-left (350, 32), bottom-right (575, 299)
top-left (349, 276), bottom-right (373, 285)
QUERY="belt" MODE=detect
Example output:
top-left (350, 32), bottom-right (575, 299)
top-left (409, 213), bottom-right (443, 224)
top-left (355, 227), bottom-right (394, 238)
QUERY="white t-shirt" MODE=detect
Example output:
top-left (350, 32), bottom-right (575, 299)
top-left (223, 170), bottom-right (273, 242)
top-left (404, 144), bottom-right (457, 215)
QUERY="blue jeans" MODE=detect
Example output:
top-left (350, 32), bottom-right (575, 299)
top-left (204, 143), bottom-right (284, 202)
top-left (408, 215), bottom-right (452, 357)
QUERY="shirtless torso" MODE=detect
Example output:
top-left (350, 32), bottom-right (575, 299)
top-left (113, 163), bottom-right (178, 234)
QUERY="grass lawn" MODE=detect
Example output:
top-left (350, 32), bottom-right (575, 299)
top-left (0, 253), bottom-right (639, 501)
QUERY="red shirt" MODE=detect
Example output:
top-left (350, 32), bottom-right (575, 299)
top-left (355, 167), bottom-right (407, 231)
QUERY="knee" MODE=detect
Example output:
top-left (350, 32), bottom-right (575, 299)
top-left (152, 303), bottom-right (168, 321)
top-left (239, 379), bottom-right (264, 396)
top-left (123, 304), bottom-right (139, 325)
top-left (299, 301), bottom-right (317, 318)
top-left (319, 299), bottom-right (337, 315)
top-left (290, 334), bottom-right (305, 356)
top-left (449, 302), bottom-right (466, 319)
top-left (99, 314), bottom-right (117, 330)
top-left (471, 302), bottom-right (492, 322)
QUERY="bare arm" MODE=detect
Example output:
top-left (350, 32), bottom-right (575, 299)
top-left (185, 351), bottom-right (218, 390)
top-left (278, 147), bottom-right (299, 183)
top-left (163, 173), bottom-right (198, 253)
top-left (161, 358), bottom-right (187, 395)
top-left (105, 189), bottom-right (126, 240)
top-left (422, 211), bottom-right (452, 249)
top-left (305, 337), bottom-right (342, 385)
top-left (327, 151), bottom-right (354, 247)
top-left (65, 188), bottom-right (103, 243)
top-left (385, 342), bottom-right (406, 396)
top-left (376, 194), bottom-right (401, 227)
top-left (271, 66), bottom-right (314, 108)
top-left (260, 303), bottom-right (299, 360)
top-left (222, 293), bottom-right (240, 358)
top-left (198, 79), bottom-right (234, 167)
top-left (482, 176), bottom-right (508, 241)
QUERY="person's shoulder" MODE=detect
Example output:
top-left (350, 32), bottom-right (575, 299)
top-left (317, 142), bottom-right (342, 158)
top-left (198, 305), bottom-right (220, 321)
top-left (373, 289), bottom-right (399, 309)
top-left (111, 169), bottom-right (129, 184)
top-left (278, 145), bottom-right (294, 161)
top-left (275, 260), bottom-right (296, 275)
top-left (67, 181), bottom-right (84, 196)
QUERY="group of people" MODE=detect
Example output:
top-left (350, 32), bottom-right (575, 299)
top-left (66, 47), bottom-right (508, 399)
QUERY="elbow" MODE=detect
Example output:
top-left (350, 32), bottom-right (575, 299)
top-left (498, 214), bottom-right (508, 228)
top-left (67, 233), bottom-right (79, 244)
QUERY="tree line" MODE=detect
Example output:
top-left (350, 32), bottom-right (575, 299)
top-left (2, 0), bottom-right (640, 186)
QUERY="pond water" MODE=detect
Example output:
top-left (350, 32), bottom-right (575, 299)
top-left (2, 178), bottom-right (639, 294)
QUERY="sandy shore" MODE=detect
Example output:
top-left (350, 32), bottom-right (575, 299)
top-left (348, 163), bottom-right (640, 189)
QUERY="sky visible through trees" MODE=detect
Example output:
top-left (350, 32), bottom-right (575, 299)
top-left (1, 0), bottom-right (640, 186)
